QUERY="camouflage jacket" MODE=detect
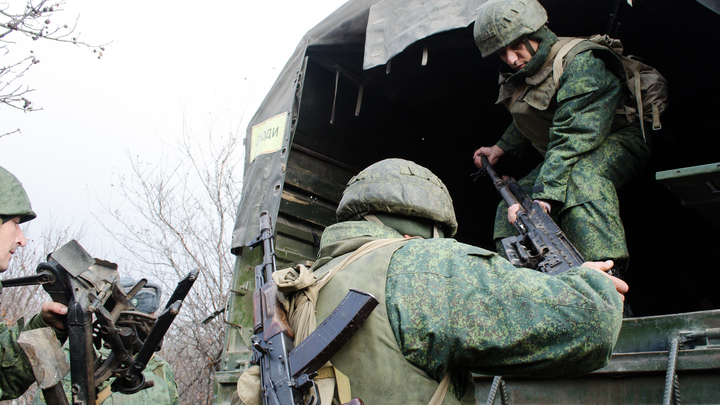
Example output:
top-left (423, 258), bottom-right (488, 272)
top-left (32, 346), bottom-right (179, 405)
top-left (314, 221), bottom-right (624, 400)
top-left (1, 285), bottom-right (67, 400)
top-left (495, 29), bottom-right (638, 205)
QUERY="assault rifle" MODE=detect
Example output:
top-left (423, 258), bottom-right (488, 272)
top-left (472, 156), bottom-right (584, 275)
top-left (3, 240), bottom-right (198, 405)
top-left (249, 211), bottom-right (376, 405)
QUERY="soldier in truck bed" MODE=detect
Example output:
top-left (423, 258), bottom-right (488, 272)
top-left (472, 0), bottom-right (651, 278)
top-left (237, 158), bottom-right (629, 404)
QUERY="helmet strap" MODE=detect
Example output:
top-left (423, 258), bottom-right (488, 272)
top-left (363, 214), bottom-right (383, 225)
top-left (523, 38), bottom-right (537, 57)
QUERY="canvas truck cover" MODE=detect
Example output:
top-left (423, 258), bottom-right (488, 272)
top-left (230, 0), bottom-right (720, 250)
top-left (231, 0), bottom-right (488, 251)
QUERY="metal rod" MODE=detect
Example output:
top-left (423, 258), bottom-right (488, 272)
top-left (663, 337), bottom-right (680, 405)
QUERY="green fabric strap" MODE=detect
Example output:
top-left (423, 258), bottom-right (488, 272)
top-left (428, 373), bottom-right (452, 405)
top-left (314, 237), bottom-right (465, 405)
top-left (523, 39), bottom-right (536, 57)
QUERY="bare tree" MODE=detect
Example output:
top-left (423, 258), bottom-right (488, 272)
top-left (100, 127), bottom-right (243, 404)
top-left (1, 0), bottom-right (106, 136)
top-left (0, 219), bottom-right (86, 405)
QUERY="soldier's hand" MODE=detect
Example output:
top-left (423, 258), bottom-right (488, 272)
top-left (533, 200), bottom-right (551, 214)
top-left (508, 200), bottom-right (551, 224)
top-left (473, 145), bottom-right (505, 168)
top-left (508, 203), bottom-right (521, 224)
top-left (41, 302), bottom-right (68, 330)
top-left (581, 260), bottom-right (629, 301)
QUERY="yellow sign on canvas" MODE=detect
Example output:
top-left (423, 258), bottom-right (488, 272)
top-left (250, 112), bottom-right (287, 162)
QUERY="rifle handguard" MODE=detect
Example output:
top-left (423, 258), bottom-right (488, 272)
top-left (259, 282), bottom-right (294, 341)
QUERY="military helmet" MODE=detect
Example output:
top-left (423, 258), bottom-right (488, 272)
top-left (336, 158), bottom-right (458, 237)
top-left (473, 0), bottom-right (548, 58)
top-left (0, 166), bottom-right (37, 224)
top-left (120, 276), bottom-right (163, 314)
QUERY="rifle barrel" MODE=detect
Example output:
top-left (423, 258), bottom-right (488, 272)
top-left (0, 270), bottom-right (56, 287)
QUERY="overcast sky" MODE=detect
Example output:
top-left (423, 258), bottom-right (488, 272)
top-left (2, 0), bottom-right (348, 255)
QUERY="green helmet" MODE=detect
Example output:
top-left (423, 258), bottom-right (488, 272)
top-left (473, 0), bottom-right (548, 58)
top-left (336, 159), bottom-right (458, 237)
top-left (0, 166), bottom-right (37, 224)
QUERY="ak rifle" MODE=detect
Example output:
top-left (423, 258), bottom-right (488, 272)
top-left (472, 156), bottom-right (585, 276)
top-left (249, 211), bottom-right (375, 405)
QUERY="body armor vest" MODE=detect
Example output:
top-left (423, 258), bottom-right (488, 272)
top-left (314, 237), bottom-right (474, 405)
top-left (497, 37), bottom-right (626, 156)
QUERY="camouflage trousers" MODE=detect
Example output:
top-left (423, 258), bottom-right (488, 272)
top-left (493, 126), bottom-right (651, 276)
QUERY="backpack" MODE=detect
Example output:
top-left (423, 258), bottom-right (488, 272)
top-left (554, 35), bottom-right (669, 141)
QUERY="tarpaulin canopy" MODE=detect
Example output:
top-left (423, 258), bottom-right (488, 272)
top-left (231, 0), bottom-right (490, 250)
top-left (231, 0), bottom-right (720, 251)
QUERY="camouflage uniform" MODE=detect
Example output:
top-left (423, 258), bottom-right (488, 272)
top-left (32, 346), bottom-right (180, 405)
top-left (491, 27), bottom-right (651, 273)
top-left (0, 298), bottom-right (67, 400)
top-left (1, 166), bottom-right (63, 400)
top-left (313, 220), bottom-right (623, 404)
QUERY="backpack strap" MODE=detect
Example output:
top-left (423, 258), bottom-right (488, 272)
top-left (552, 37), bottom-right (652, 142)
top-left (552, 37), bottom-right (621, 85)
top-left (552, 38), bottom-right (586, 88)
top-left (316, 365), bottom-right (353, 404)
top-left (427, 372), bottom-right (452, 405)
top-left (272, 236), bottom-right (416, 404)
top-left (273, 236), bottom-right (415, 344)
top-left (630, 62), bottom-right (647, 141)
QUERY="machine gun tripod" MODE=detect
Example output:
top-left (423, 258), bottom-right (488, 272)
top-left (3, 240), bottom-right (198, 405)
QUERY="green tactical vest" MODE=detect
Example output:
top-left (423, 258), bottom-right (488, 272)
top-left (314, 237), bottom-right (475, 405)
top-left (497, 37), bottom-right (627, 157)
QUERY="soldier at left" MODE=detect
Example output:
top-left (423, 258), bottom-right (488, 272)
top-left (0, 166), bottom-right (68, 400)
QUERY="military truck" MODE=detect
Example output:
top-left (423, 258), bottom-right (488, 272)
top-left (215, 0), bottom-right (720, 403)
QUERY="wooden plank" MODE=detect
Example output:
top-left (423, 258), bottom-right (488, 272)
top-left (280, 189), bottom-right (338, 228)
top-left (284, 162), bottom-right (346, 203)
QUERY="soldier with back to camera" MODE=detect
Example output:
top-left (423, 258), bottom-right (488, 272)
top-left (235, 158), bottom-right (629, 404)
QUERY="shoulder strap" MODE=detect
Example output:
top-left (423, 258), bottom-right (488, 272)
top-left (553, 38), bottom-right (586, 87)
top-left (277, 236), bottom-right (416, 345)
top-left (629, 62), bottom-right (647, 140)
top-left (551, 37), bottom-right (650, 141)
top-left (316, 365), bottom-right (353, 404)
top-left (273, 236), bottom-right (415, 404)
top-left (314, 237), bottom-right (414, 290)
top-left (428, 372), bottom-right (452, 405)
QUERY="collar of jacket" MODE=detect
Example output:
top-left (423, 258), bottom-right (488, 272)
top-left (500, 28), bottom-right (559, 86)
top-left (311, 221), bottom-right (403, 271)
